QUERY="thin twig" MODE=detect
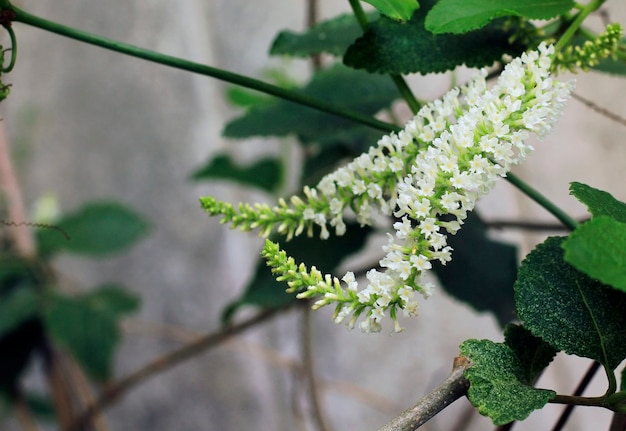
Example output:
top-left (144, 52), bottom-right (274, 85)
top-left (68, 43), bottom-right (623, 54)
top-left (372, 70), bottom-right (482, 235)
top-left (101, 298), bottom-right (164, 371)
top-left (0, 118), bottom-right (34, 255)
top-left (485, 218), bottom-right (588, 232)
top-left (551, 361), bottom-right (602, 431)
top-left (65, 307), bottom-right (285, 431)
top-left (572, 92), bottom-right (626, 128)
top-left (376, 357), bottom-right (471, 431)
top-left (13, 389), bottom-right (41, 431)
top-left (609, 413), bottom-right (626, 431)
top-left (301, 303), bottom-right (333, 431)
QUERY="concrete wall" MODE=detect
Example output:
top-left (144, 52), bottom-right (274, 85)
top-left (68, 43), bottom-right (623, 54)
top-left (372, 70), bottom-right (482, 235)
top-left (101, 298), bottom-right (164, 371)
top-left (3, 0), bottom-right (626, 430)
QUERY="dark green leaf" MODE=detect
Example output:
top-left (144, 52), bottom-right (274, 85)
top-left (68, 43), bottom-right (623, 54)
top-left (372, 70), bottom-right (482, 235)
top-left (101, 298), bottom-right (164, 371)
top-left (515, 236), bottom-right (626, 369)
top-left (271, 13), bottom-right (378, 58)
top-left (461, 339), bottom-right (556, 425)
top-left (225, 87), bottom-right (271, 109)
top-left (563, 217), bottom-right (626, 291)
top-left (504, 324), bottom-right (557, 384)
top-left (569, 182), bottom-right (626, 223)
top-left (0, 319), bottom-right (44, 390)
top-left (432, 212), bottom-right (517, 327)
top-left (362, 0), bottom-right (418, 22)
top-left (0, 288), bottom-right (39, 338)
top-left (43, 286), bottom-right (140, 381)
top-left (222, 223), bottom-right (373, 323)
top-left (36, 201), bottom-right (151, 258)
top-left (223, 64), bottom-right (397, 146)
top-left (425, 0), bottom-right (574, 34)
top-left (190, 154), bottom-right (283, 193)
top-left (344, 0), bottom-right (526, 74)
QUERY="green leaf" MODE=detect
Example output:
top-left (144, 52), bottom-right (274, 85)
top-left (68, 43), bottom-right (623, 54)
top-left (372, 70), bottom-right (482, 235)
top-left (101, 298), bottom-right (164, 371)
top-left (222, 64), bottom-right (398, 146)
top-left (43, 286), bottom-right (140, 381)
top-left (36, 201), bottom-right (151, 258)
top-left (0, 288), bottom-right (39, 338)
top-left (504, 324), bottom-right (557, 384)
top-left (563, 217), bottom-right (626, 291)
top-left (460, 339), bottom-right (556, 425)
top-left (515, 236), bottom-right (626, 369)
top-left (225, 87), bottom-right (271, 109)
top-left (0, 319), bottom-right (44, 390)
top-left (222, 223), bottom-right (373, 323)
top-left (432, 212), bottom-right (517, 327)
top-left (425, 0), bottom-right (574, 34)
top-left (344, 0), bottom-right (526, 74)
top-left (569, 182), bottom-right (626, 223)
top-left (271, 13), bottom-right (378, 58)
top-left (361, 0), bottom-right (418, 22)
top-left (190, 154), bottom-right (283, 193)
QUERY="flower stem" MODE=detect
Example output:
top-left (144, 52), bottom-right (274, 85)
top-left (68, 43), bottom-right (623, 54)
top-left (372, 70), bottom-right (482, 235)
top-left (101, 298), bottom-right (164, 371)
top-left (505, 172), bottom-right (579, 231)
top-left (554, 0), bottom-right (607, 54)
top-left (347, 0), bottom-right (422, 114)
top-left (9, 4), bottom-right (398, 134)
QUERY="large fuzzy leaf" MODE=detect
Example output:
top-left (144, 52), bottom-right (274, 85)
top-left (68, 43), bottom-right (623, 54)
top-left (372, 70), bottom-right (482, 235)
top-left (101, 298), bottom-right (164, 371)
top-left (569, 182), bottom-right (626, 223)
top-left (361, 0), bottom-right (418, 22)
top-left (461, 339), bottom-right (556, 425)
top-left (223, 64), bottom-right (397, 146)
top-left (515, 236), bottom-right (626, 370)
top-left (563, 217), bottom-right (626, 292)
top-left (270, 13), bottom-right (377, 58)
top-left (344, 0), bottom-right (526, 75)
top-left (425, 0), bottom-right (574, 34)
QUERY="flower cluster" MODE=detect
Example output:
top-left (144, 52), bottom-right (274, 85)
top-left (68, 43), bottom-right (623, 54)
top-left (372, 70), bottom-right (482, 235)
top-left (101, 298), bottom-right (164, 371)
top-left (201, 43), bottom-right (573, 333)
top-left (555, 23), bottom-right (623, 72)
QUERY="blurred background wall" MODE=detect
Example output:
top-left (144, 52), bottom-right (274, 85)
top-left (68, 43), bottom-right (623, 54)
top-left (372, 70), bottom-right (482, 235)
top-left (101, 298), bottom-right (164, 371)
top-left (2, 0), bottom-right (626, 430)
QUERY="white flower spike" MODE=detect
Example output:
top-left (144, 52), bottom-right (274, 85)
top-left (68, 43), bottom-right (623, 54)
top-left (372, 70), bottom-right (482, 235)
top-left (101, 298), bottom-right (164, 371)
top-left (203, 43), bottom-right (573, 333)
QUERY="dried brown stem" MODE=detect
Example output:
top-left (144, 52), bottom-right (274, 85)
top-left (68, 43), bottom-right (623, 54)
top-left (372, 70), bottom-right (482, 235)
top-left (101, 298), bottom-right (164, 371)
top-left (376, 357), bottom-right (471, 431)
top-left (65, 307), bottom-right (284, 431)
top-left (301, 303), bottom-right (333, 431)
top-left (0, 116), bottom-right (34, 255)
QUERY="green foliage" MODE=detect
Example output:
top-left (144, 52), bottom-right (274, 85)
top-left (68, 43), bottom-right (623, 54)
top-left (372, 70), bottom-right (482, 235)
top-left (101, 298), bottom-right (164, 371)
top-left (225, 87), bottom-right (271, 108)
top-left (270, 12), bottom-right (378, 58)
top-left (343, 0), bottom-right (526, 74)
top-left (360, 0), bottom-right (418, 22)
top-left (504, 324), bottom-right (557, 384)
top-left (460, 339), bottom-right (556, 425)
top-left (222, 223), bottom-right (372, 323)
top-left (190, 154), bottom-right (284, 193)
top-left (424, 0), bottom-right (574, 34)
top-left (43, 285), bottom-right (140, 381)
top-left (36, 201), bottom-right (151, 258)
top-left (569, 182), bottom-right (626, 223)
top-left (515, 236), bottom-right (626, 370)
top-left (432, 212), bottom-right (517, 327)
top-left (563, 217), bottom-right (626, 291)
top-left (223, 64), bottom-right (398, 146)
top-left (0, 288), bottom-right (39, 337)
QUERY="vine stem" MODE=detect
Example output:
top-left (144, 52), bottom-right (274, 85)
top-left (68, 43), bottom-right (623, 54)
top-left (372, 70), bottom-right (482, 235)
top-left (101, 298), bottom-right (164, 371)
top-left (347, 0), bottom-right (421, 114)
top-left (504, 172), bottom-right (579, 230)
top-left (554, 0), bottom-right (607, 54)
top-left (64, 307), bottom-right (284, 431)
top-left (8, 4), bottom-right (397, 134)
